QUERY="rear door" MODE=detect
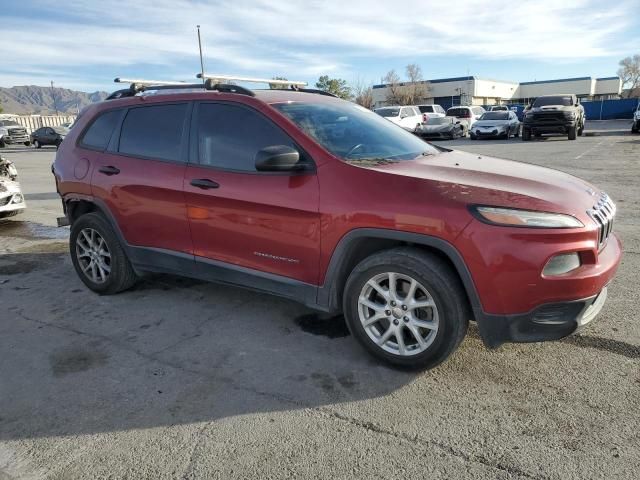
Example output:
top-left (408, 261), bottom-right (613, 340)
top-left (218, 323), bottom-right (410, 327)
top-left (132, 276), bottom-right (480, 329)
top-left (183, 101), bottom-right (320, 284)
top-left (89, 102), bottom-right (193, 255)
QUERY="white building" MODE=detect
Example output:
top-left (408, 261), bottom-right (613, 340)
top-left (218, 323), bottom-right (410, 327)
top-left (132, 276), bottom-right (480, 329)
top-left (371, 76), bottom-right (622, 109)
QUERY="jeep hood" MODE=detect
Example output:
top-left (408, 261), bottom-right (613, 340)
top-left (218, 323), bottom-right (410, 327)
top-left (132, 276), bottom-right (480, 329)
top-left (368, 150), bottom-right (600, 217)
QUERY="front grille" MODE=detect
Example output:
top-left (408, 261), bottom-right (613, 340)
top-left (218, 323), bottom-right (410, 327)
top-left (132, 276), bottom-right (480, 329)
top-left (531, 112), bottom-right (565, 122)
top-left (0, 195), bottom-right (11, 206)
top-left (588, 193), bottom-right (616, 249)
top-left (8, 128), bottom-right (27, 137)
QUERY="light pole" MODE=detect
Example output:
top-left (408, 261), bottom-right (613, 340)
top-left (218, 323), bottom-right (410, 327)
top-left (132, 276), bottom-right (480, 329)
top-left (50, 81), bottom-right (59, 116)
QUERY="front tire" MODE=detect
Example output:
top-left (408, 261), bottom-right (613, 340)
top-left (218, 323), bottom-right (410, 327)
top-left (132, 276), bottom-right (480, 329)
top-left (70, 212), bottom-right (138, 294)
top-left (343, 248), bottom-right (469, 370)
top-left (34, 140), bottom-right (41, 149)
top-left (568, 125), bottom-right (577, 140)
top-left (522, 127), bottom-right (531, 141)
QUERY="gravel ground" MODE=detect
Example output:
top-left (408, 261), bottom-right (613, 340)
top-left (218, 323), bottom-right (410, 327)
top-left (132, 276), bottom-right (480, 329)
top-left (1, 120), bottom-right (638, 479)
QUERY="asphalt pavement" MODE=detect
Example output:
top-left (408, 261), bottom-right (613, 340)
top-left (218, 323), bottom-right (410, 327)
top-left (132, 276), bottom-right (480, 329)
top-left (0, 120), bottom-right (638, 479)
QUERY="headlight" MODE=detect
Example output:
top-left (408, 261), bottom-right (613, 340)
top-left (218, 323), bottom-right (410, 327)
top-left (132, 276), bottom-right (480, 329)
top-left (472, 206), bottom-right (584, 228)
top-left (12, 193), bottom-right (23, 203)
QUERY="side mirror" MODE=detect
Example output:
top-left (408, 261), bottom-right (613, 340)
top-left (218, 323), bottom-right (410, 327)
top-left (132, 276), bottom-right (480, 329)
top-left (255, 145), bottom-right (303, 172)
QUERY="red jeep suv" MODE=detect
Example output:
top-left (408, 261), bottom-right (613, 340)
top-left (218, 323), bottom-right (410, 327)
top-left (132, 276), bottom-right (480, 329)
top-left (53, 80), bottom-right (621, 369)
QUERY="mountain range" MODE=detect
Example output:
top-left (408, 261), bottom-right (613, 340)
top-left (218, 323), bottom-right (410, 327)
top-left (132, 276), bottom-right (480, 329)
top-left (0, 85), bottom-right (109, 115)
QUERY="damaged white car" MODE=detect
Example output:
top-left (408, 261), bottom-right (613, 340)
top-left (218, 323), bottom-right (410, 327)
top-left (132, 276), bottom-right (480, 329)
top-left (0, 155), bottom-right (26, 218)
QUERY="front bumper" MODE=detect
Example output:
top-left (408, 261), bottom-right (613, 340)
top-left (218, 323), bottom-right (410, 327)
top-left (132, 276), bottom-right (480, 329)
top-left (477, 287), bottom-right (608, 348)
top-left (473, 127), bottom-right (507, 137)
top-left (0, 194), bottom-right (26, 213)
top-left (524, 120), bottom-right (576, 134)
top-left (1, 135), bottom-right (30, 144)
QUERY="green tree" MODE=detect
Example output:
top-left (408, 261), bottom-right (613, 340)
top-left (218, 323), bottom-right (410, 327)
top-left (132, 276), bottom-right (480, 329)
top-left (315, 75), bottom-right (352, 100)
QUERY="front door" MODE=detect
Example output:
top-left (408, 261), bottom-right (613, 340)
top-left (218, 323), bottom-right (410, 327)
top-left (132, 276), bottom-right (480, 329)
top-left (183, 101), bottom-right (320, 284)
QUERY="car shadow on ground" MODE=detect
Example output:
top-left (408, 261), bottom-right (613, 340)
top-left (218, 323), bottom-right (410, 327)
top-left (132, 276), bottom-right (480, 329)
top-left (0, 252), bottom-right (429, 441)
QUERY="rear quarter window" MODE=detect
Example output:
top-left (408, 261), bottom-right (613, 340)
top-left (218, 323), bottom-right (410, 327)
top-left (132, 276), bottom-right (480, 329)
top-left (79, 109), bottom-right (122, 150)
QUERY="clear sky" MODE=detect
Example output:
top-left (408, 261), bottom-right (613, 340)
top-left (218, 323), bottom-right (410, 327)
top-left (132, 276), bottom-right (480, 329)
top-left (1, 0), bottom-right (639, 93)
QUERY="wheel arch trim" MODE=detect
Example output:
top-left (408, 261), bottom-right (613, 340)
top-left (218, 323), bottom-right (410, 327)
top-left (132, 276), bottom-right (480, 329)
top-left (317, 228), bottom-right (483, 317)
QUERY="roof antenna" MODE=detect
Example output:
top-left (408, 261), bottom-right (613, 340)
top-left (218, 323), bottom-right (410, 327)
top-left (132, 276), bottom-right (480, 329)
top-left (197, 25), bottom-right (206, 86)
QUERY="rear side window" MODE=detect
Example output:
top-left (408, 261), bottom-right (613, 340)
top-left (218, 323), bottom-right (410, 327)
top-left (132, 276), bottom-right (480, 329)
top-left (418, 105), bottom-right (434, 113)
top-left (196, 103), bottom-right (299, 172)
top-left (119, 104), bottom-right (187, 162)
top-left (446, 108), bottom-right (467, 116)
top-left (80, 109), bottom-right (121, 150)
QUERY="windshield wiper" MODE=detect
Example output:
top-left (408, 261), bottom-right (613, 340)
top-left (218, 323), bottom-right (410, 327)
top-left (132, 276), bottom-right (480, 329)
top-left (346, 157), bottom-right (397, 166)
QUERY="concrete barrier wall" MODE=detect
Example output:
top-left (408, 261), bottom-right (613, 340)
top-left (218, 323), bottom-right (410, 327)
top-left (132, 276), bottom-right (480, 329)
top-left (2, 115), bottom-right (77, 134)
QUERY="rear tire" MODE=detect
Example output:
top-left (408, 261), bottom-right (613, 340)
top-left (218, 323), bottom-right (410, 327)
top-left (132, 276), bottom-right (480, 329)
top-left (568, 125), bottom-right (577, 140)
top-left (343, 247), bottom-right (469, 370)
top-left (70, 212), bottom-right (138, 294)
top-left (23, 141), bottom-right (31, 147)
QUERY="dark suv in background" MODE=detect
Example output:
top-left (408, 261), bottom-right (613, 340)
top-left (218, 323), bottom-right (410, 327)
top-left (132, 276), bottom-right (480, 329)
top-left (522, 94), bottom-right (585, 140)
top-left (53, 78), bottom-right (621, 369)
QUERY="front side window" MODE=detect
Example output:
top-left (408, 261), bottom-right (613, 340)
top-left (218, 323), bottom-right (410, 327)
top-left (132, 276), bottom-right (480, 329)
top-left (273, 101), bottom-right (439, 162)
top-left (119, 104), bottom-right (187, 162)
top-left (197, 103), bottom-right (301, 171)
top-left (80, 109), bottom-right (121, 150)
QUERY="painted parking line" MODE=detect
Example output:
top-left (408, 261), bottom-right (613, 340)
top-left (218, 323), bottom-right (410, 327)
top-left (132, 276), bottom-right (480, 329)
top-left (575, 139), bottom-right (605, 160)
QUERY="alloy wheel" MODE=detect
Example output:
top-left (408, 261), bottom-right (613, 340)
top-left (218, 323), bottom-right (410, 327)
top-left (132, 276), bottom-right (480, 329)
top-left (76, 228), bottom-right (111, 284)
top-left (358, 272), bottom-right (439, 356)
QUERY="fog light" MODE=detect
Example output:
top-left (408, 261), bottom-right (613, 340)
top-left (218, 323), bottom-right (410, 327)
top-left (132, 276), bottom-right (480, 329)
top-left (543, 253), bottom-right (580, 276)
top-left (12, 193), bottom-right (23, 203)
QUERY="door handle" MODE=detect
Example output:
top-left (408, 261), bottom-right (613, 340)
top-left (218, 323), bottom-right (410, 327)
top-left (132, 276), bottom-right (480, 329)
top-left (190, 178), bottom-right (220, 189)
top-left (98, 165), bottom-right (120, 176)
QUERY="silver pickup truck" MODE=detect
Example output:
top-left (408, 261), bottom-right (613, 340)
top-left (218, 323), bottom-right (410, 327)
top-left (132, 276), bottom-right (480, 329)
top-left (0, 119), bottom-right (31, 148)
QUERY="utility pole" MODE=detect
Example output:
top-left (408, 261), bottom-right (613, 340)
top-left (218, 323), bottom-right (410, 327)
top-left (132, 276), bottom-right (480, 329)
top-left (50, 81), bottom-right (59, 115)
top-left (197, 25), bottom-right (205, 86)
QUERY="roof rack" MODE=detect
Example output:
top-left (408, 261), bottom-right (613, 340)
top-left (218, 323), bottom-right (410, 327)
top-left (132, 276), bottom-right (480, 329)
top-left (107, 74), bottom-right (335, 101)
top-left (196, 73), bottom-right (307, 88)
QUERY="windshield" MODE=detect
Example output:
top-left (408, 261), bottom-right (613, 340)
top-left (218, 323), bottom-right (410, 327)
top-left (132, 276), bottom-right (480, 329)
top-left (274, 102), bottom-right (439, 161)
top-left (533, 96), bottom-right (573, 107)
top-left (374, 107), bottom-right (400, 118)
top-left (0, 120), bottom-right (20, 127)
top-left (480, 112), bottom-right (509, 120)
top-left (426, 117), bottom-right (449, 125)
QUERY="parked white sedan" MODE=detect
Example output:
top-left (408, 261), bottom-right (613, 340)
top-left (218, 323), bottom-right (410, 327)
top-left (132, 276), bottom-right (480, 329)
top-left (374, 106), bottom-right (423, 132)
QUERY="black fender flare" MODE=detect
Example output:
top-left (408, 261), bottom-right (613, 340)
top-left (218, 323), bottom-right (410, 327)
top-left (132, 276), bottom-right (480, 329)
top-left (317, 228), bottom-right (483, 320)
